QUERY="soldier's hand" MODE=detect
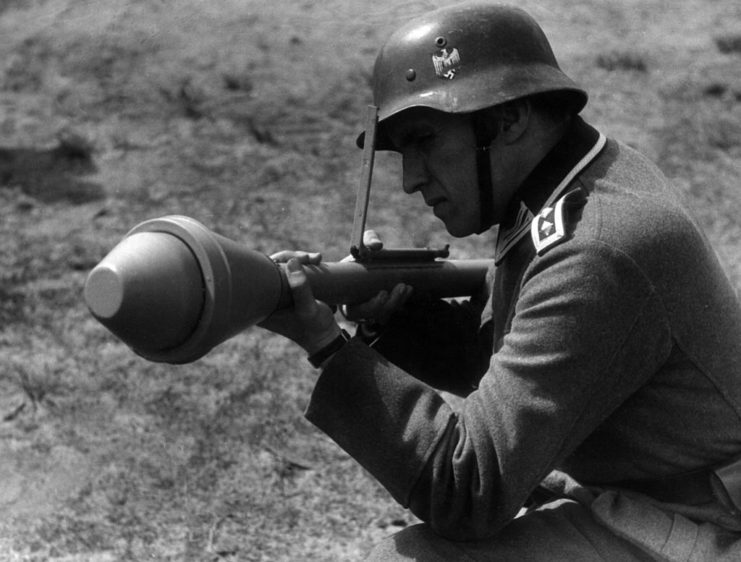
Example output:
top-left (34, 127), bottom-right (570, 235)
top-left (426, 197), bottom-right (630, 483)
top-left (258, 252), bottom-right (341, 355)
top-left (343, 282), bottom-right (413, 325)
top-left (342, 230), bottom-right (413, 325)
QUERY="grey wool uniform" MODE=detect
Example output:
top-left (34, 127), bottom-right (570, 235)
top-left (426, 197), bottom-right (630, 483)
top-left (305, 117), bottom-right (741, 560)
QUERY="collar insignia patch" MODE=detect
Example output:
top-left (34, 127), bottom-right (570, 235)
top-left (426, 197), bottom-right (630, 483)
top-left (432, 47), bottom-right (460, 80)
top-left (531, 195), bottom-right (568, 255)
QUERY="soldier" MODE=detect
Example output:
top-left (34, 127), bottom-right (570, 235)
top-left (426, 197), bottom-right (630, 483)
top-left (261, 2), bottom-right (741, 559)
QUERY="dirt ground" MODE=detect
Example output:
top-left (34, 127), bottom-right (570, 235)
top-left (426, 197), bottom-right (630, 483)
top-left (0, 0), bottom-right (739, 560)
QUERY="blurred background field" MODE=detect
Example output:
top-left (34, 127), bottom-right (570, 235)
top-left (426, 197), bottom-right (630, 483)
top-left (0, 0), bottom-right (739, 560)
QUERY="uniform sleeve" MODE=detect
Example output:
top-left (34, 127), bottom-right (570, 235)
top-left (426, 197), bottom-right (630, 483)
top-left (305, 239), bottom-right (672, 540)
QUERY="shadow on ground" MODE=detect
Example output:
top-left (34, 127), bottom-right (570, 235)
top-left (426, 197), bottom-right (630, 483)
top-left (0, 133), bottom-right (104, 204)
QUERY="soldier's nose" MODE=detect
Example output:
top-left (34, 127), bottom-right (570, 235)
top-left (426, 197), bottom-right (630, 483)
top-left (402, 153), bottom-right (427, 194)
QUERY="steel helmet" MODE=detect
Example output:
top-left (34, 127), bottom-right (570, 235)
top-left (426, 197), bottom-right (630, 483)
top-left (358, 1), bottom-right (587, 149)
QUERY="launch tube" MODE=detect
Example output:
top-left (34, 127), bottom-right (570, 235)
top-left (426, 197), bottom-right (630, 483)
top-left (84, 215), bottom-right (492, 364)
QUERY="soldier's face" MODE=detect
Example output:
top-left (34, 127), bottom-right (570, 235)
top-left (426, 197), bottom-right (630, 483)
top-left (385, 108), bottom-right (503, 237)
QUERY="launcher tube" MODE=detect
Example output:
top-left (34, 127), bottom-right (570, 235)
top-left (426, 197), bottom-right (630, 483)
top-left (303, 259), bottom-right (491, 306)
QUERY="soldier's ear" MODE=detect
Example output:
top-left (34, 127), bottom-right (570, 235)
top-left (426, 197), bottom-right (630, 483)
top-left (472, 100), bottom-right (530, 147)
top-left (498, 99), bottom-right (531, 143)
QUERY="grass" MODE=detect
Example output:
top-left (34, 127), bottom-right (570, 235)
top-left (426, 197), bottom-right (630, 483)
top-left (0, 0), bottom-right (739, 560)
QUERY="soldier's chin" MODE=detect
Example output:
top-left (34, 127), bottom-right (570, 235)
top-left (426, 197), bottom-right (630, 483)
top-left (440, 213), bottom-right (475, 238)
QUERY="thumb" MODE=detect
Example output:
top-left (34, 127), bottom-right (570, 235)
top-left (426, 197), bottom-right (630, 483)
top-left (363, 229), bottom-right (383, 251)
top-left (286, 258), bottom-right (316, 316)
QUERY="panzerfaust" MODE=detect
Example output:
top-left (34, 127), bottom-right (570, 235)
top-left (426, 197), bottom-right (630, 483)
top-left (84, 215), bottom-right (491, 364)
top-left (84, 107), bottom-right (493, 364)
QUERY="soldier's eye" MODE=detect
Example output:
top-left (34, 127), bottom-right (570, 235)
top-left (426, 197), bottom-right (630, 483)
top-left (413, 133), bottom-right (435, 151)
top-left (393, 127), bottom-right (436, 154)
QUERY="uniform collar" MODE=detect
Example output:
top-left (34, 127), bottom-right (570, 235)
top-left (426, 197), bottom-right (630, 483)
top-left (495, 117), bottom-right (606, 264)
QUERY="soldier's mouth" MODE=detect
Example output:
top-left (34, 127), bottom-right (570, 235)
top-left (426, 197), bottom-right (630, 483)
top-left (431, 200), bottom-right (449, 218)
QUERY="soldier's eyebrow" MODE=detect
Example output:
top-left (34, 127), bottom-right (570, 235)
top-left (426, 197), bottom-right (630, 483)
top-left (392, 122), bottom-right (435, 150)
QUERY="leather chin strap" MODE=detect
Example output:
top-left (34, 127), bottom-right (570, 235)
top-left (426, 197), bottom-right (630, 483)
top-left (472, 113), bottom-right (495, 233)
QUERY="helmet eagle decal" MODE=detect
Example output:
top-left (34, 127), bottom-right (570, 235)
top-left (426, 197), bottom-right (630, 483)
top-left (432, 40), bottom-right (461, 80)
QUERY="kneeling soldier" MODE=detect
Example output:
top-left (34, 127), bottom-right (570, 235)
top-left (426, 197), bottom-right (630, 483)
top-left (262, 2), bottom-right (741, 559)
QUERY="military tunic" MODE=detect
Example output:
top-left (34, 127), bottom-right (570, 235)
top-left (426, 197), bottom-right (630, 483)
top-left (305, 117), bottom-right (741, 559)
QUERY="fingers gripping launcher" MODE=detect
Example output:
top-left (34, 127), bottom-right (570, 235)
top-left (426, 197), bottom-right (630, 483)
top-left (84, 215), bottom-right (491, 364)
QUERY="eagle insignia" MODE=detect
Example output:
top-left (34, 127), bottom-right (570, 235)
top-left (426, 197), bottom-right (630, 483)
top-left (432, 47), bottom-right (461, 80)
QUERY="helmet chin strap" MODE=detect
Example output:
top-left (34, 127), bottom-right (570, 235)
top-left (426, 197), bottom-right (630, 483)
top-left (472, 114), bottom-right (495, 233)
